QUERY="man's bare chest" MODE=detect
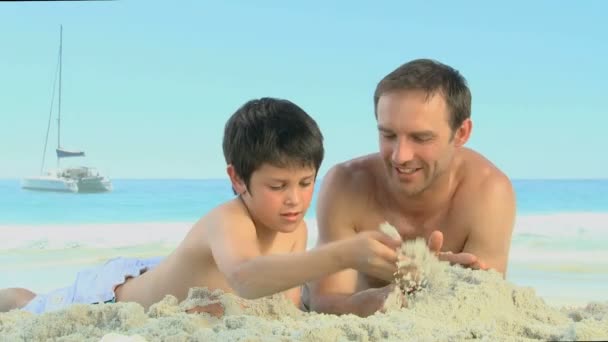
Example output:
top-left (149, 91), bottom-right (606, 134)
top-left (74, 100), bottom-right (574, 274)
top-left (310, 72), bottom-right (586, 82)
top-left (356, 209), bottom-right (468, 253)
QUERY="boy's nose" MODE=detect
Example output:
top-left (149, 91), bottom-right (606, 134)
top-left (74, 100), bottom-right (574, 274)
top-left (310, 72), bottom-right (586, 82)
top-left (284, 188), bottom-right (301, 206)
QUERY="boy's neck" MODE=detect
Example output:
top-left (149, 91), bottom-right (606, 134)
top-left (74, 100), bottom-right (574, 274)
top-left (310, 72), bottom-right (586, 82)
top-left (237, 195), bottom-right (279, 246)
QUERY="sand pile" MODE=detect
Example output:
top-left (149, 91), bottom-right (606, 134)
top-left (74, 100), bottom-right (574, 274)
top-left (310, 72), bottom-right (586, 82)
top-left (2, 225), bottom-right (607, 341)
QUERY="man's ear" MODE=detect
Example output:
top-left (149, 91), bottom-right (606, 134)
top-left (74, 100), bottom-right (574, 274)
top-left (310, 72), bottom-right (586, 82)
top-left (453, 118), bottom-right (472, 147)
top-left (226, 164), bottom-right (247, 194)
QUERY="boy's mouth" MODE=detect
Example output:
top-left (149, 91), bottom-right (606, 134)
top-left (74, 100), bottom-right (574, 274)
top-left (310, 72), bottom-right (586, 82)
top-left (280, 212), bottom-right (301, 221)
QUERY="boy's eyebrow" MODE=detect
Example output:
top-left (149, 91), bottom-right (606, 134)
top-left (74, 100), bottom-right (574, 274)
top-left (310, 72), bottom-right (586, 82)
top-left (268, 174), bottom-right (315, 182)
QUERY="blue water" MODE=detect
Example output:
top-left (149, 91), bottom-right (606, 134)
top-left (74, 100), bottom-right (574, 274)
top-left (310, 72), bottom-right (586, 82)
top-left (1, 179), bottom-right (237, 224)
top-left (512, 179), bottom-right (608, 214)
top-left (1, 178), bottom-right (608, 224)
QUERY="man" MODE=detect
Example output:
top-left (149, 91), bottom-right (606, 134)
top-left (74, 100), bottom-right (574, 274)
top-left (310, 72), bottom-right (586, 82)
top-left (306, 59), bottom-right (516, 317)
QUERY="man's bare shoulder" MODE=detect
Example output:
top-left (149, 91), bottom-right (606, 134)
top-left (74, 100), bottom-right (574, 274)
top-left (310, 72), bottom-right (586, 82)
top-left (456, 148), bottom-right (515, 209)
top-left (454, 149), bottom-right (516, 275)
top-left (323, 153), bottom-right (384, 194)
top-left (316, 154), bottom-right (385, 237)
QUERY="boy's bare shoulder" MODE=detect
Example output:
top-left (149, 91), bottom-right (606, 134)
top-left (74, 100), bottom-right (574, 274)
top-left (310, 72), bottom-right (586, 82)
top-left (192, 198), bottom-right (256, 235)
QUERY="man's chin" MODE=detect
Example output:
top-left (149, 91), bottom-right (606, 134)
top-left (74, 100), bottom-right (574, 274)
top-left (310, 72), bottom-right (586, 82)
top-left (393, 181), bottom-right (427, 197)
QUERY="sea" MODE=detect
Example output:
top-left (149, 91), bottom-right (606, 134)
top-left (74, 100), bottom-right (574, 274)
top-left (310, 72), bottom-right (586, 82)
top-left (1, 178), bottom-right (607, 307)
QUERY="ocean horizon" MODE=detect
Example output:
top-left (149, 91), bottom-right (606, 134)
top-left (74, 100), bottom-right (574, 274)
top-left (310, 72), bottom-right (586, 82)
top-left (2, 178), bottom-right (608, 224)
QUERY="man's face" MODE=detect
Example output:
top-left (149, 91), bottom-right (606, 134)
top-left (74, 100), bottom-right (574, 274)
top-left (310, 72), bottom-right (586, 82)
top-left (376, 89), bottom-right (458, 197)
top-left (242, 163), bottom-right (316, 233)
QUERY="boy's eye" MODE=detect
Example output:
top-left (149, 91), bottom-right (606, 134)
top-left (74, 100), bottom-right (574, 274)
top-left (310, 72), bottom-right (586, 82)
top-left (269, 185), bottom-right (284, 190)
top-left (300, 181), bottom-right (312, 187)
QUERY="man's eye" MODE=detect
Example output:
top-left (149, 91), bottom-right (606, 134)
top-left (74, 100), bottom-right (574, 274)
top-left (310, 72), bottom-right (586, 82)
top-left (413, 136), bottom-right (432, 143)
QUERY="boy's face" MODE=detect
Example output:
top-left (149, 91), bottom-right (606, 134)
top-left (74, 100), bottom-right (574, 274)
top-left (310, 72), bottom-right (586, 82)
top-left (238, 163), bottom-right (316, 233)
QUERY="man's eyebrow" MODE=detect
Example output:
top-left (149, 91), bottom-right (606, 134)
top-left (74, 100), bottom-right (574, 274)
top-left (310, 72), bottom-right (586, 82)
top-left (377, 126), bottom-right (436, 138)
top-left (377, 125), bottom-right (393, 132)
top-left (411, 131), bottom-right (436, 137)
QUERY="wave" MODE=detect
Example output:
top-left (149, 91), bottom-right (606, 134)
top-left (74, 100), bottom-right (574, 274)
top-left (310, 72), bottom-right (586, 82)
top-left (1, 213), bottom-right (607, 253)
top-left (0, 222), bottom-right (192, 250)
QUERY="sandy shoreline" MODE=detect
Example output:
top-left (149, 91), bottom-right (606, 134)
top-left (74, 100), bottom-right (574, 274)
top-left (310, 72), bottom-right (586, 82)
top-left (1, 220), bottom-right (607, 340)
top-left (1, 238), bottom-right (607, 341)
top-left (1, 219), bottom-right (607, 305)
top-left (1, 269), bottom-right (606, 341)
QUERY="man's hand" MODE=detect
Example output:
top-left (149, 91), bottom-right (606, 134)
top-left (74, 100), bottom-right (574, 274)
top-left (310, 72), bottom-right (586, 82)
top-left (349, 284), bottom-right (399, 317)
top-left (427, 231), bottom-right (488, 270)
top-left (185, 302), bottom-right (226, 318)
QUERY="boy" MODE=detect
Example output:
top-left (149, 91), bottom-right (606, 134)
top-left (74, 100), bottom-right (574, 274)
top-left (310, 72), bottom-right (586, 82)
top-left (0, 97), bottom-right (401, 315)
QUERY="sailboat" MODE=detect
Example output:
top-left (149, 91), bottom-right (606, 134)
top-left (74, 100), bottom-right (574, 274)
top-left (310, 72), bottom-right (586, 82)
top-left (21, 26), bottom-right (112, 193)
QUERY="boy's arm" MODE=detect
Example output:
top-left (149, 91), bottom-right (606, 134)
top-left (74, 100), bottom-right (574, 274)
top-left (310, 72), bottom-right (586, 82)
top-left (208, 205), bottom-right (399, 301)
top-left (208, 211), bottom-right (364, 300)
top-left (283, 222), bottom-right (308, 308)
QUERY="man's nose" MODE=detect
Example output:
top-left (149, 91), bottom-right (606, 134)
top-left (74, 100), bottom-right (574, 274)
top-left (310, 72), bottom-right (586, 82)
top-left (392, 137), bottom-right (414, 164)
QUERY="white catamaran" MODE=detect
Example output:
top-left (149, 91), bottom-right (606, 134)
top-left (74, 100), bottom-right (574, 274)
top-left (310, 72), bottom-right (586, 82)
top-left (21, 26), bottom-right (112, 193)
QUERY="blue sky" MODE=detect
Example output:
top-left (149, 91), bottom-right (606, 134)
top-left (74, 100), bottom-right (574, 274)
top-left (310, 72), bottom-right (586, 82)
top-left (1, 1), bottom-right (606, 179)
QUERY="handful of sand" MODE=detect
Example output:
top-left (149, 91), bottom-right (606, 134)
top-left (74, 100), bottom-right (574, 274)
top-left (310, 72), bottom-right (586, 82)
top-left (379, 222), bottom-right (450, 309)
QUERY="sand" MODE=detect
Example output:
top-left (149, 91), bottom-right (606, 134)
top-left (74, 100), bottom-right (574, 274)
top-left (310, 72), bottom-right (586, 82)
top-left (2, 226), bottom-right (607, 341)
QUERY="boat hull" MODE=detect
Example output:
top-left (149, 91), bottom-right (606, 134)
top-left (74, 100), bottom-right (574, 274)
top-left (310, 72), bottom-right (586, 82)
top-left (77, 176), bottom-right (113, 193)
top-left (21, 168), bottom-right (112, 193)
top-left (21, 177), bottom-right (78, 193)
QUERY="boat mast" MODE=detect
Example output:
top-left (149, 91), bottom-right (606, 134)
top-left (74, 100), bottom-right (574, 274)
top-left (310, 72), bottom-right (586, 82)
top-left (57, 25), bottom-right (63, 168)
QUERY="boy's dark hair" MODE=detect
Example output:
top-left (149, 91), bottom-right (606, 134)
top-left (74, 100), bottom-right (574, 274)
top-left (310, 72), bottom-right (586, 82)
top-left (373, 58), bottom-right (471, 133)
top-left (223, 97), bottom-right (324, 194)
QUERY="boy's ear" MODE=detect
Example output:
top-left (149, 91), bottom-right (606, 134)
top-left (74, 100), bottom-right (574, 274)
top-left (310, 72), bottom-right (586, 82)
top-left (226, 164), bottom-right (247, 194)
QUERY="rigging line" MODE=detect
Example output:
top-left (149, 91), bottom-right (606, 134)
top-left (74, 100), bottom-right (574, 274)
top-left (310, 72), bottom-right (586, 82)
top-left (40, 49), bottom-right (61, 175)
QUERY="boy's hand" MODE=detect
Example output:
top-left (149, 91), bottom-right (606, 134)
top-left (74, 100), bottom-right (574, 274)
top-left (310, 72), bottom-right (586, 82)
top-left (427, 231), bottom-right (489, 270)
top-left (346, 230), bottom-right (401, 282)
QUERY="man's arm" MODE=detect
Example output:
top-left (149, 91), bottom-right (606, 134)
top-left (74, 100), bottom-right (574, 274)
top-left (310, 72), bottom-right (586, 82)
top-left (307, 165), bottom-right (391, 317)
top-left (462, 173), bottom-right (516, 277)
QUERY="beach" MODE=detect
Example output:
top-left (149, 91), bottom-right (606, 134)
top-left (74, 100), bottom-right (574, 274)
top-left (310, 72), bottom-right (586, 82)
top-left (1, 231), bottom-right (607, 341)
